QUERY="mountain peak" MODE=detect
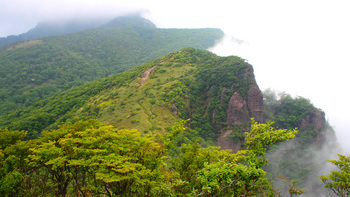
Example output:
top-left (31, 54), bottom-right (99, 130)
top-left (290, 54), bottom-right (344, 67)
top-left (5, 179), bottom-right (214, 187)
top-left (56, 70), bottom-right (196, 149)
top-left (105, 15), bottom-right (156, 28)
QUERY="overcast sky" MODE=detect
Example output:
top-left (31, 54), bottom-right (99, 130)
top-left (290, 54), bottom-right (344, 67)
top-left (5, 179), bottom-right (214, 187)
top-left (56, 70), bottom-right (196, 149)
top-left (1, 0), bottom-right (350, 151)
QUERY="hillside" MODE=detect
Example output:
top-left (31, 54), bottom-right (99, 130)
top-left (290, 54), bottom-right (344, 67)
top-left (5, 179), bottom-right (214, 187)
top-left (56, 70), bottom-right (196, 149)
top-left (0, 16), bottom-right (223, 116)
top-left (0, 47), bottom-right (333, 146)
top-left (0, 48), bottom-right (252, 140)
top-left (0, 48), bottom-right (340, 194)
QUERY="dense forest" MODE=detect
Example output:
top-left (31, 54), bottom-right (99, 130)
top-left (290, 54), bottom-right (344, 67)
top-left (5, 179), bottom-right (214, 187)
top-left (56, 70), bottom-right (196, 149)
top-left (0, 118), bottom-right (301, 196)
top-left (0, 16), bottom-right (223, 116)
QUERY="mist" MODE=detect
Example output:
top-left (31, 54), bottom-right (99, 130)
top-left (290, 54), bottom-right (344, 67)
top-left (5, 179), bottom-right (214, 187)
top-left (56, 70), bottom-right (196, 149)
top-left (0, 0), bottom-right (147, 37)
top-left (209, 31), bottom-right (350, 155)
top-left (265, 128), bottom-right (343, 196)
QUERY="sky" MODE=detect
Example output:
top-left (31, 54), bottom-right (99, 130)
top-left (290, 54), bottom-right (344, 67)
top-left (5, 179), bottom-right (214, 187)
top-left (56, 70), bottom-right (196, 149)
top-left (1, 0), bottom-right (350, 151)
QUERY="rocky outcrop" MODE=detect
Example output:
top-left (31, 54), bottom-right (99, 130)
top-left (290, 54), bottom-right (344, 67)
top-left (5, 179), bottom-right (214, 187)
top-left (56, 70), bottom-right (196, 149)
top-left (299, 108), bottom-right (327, 146)
top-left (218, 64), bottom-right (264, 151)
top-left (226, 92), bottom-right (251, 127)
top-left (299, 109), bottom-right (325, 132)
top-left (247, 83), bottom-right (264, 122)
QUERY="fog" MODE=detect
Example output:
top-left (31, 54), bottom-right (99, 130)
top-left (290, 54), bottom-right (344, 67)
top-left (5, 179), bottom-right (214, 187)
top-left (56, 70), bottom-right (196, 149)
top-left (1, 0), bottom-right (349, 152)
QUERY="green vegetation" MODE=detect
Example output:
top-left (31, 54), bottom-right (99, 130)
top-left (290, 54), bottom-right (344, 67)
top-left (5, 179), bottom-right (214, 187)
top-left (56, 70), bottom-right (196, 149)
top-left (0, 48), bottom-right (252, 143)
top-left (263, 89), bottom-right (338, 193)
top-left (0, 16), bottom-right (223, 116)
top-left (0, 41), bottom-right (342, 195)
top-left (0, 119), bottom-right (299, 196)
top-left (319, 154), bottom-right (350, 197)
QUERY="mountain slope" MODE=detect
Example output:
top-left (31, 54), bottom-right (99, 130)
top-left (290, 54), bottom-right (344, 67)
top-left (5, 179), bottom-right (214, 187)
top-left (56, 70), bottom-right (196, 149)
top-left (0, 48), bottom-right (339, 193)
top-left (0, 48), bottom-right (257, 140)
top-left (0, 16), bottom-right (223, 115)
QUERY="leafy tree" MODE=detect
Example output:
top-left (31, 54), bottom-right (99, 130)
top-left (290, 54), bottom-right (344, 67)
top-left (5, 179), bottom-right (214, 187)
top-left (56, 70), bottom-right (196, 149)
top-left (27, 120), bottom-right (160, 196)
top-left (0, 128), bottom-right (33, 196)
top-left (25, 119), bottom-right (189, 196)
top-left (319, 154), bottom-right (350, 197)
top-left (171, 119), bottom-right (298, 196)
top-left (0, 118), bottom-right (303, 196)
top-left (276, 175), bottom-right (307, 197)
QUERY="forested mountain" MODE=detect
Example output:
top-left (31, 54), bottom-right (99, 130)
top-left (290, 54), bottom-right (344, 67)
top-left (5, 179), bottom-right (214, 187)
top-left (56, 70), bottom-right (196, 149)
top-left (0, 48), bottom-right (253, 140)
top-left (0, 47), bottom-right (342, 195)
top-left (0, 18), bottom-right (109, 46)
top-left (0, 16), bottom-right (223, 115)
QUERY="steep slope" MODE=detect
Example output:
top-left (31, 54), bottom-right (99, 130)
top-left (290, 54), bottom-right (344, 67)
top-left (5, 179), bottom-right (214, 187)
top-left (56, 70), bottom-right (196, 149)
top-left (0, 16), bottom-right (223, 116)
top-left (0, 48), bottom-right (258, 141)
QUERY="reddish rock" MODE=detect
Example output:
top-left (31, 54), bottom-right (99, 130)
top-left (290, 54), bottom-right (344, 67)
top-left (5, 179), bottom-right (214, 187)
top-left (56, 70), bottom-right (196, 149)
top-left (299, 108), bottom-right (326, 146)
top-left (247, 83), bottom-right (264, 122)
top-left (219, 64), bottom-right (264, 151)
top-left (226, 92), bottom-right (250, 126)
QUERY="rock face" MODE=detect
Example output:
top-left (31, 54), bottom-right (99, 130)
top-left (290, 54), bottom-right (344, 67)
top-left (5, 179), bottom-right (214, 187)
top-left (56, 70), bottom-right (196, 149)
top-left (218, 65), bottom-right (264, 151)
top-left (247, 83), bottom-right (264, 122)
top-left (226, 92), bottom-right (251, 127)
top-left (299, 109), bottom-right (325, 132)
top-left (299, 108), bottom-right (328, 146)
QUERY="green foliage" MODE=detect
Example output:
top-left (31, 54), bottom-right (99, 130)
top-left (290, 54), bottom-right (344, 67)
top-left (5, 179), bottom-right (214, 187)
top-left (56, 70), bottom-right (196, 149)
top-left (0, 63), bottom-right (151, 136)
top-left (0, 48), bottom-right (252, 142)
top-left (263, 90), bottom-right (314, 131)
top-left (246, 119), bottom-right (298, 168)
top-left (0, 129), bottom-right (33, 196)
top-left (27, 119), bottom-right (170, 196)
top-left (163, 48), bottom-right (254, 142)
top-left (168, 119), bottom-right (297, 196)
top-left (276, 175), bottom-right (307, 197)
top-left (0, 16), bottom-right (223, 116)
top-left (319, 154), bottom-right (350, 197)
top-left (262, 89), bottom-right (332, 189)
top-left (0, 118), bottom-right (301, 196)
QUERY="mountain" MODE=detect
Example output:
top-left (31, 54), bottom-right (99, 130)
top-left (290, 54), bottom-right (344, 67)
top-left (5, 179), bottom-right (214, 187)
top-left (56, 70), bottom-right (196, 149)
top-left (0, 47), bottom-right (334, 145)
top-left (0, 47), bottom-right (339, 194)
top-left (0, 48), bottom-right (254, 140)
top-left (0, 16), bottom-right (223, 116)
top-left (0, 18), bottom-right (109, 46)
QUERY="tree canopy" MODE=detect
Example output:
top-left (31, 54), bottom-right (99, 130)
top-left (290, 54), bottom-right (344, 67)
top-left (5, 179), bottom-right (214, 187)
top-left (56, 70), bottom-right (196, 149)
top-left (0, 119), bottom-right (301, 196)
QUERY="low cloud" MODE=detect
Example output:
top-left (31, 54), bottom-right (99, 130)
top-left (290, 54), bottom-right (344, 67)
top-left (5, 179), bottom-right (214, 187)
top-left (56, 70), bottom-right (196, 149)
top-left (267, 129), bottom-right (343, 196)
top-left (0, 0), bottom-right (146, 37)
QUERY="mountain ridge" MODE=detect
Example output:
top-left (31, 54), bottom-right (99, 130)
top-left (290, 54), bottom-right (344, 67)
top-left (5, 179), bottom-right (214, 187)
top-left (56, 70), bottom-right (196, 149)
top-left (0, 16), bottom-right (223, 116)
top-left (0, 18), bottom-right (108, 46)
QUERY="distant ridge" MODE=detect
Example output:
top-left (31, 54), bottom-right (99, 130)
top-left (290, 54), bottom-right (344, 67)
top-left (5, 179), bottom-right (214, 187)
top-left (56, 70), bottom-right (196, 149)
top-left (105, 15), bottom-right (157, 28)
top-left (0, 18), bottom-right (109, 46)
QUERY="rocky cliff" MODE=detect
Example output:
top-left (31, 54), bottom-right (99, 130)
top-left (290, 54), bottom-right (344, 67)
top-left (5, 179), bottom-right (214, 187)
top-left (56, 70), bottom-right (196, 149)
top-left (299, 108), bottom-right (332, 147)
top-left (218, 64), bottom-right (264, 151)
